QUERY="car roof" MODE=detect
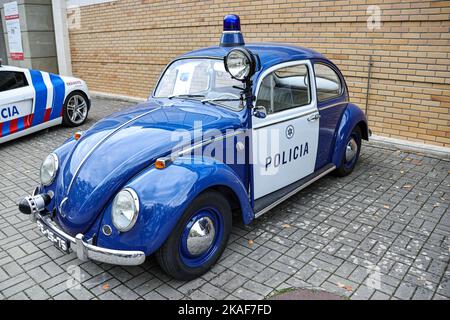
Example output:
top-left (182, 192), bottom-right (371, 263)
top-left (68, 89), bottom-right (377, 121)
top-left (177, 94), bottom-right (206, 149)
top-left (0, 65), bottom-right (27, 72)
top-left (179, 42), bottom-right (326, 70)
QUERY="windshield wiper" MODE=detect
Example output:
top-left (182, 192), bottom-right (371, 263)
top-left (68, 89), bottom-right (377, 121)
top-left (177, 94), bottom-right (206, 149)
top-left (201, 98), bottom-right (241, 104)
top-left (168, 94), bottom-right (205, 99)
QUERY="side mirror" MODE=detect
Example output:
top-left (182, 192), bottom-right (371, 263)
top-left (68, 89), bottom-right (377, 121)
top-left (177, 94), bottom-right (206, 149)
top-left (253, 106), bottom-right (267, 119)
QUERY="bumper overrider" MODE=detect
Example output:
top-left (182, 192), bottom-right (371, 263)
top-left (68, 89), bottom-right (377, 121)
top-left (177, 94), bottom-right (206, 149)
top-left (18, 193), bottom-right (146, 266)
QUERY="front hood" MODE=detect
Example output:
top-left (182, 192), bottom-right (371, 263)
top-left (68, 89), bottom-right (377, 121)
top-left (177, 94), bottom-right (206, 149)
top-left (55, 99), bottom-right (243, 234)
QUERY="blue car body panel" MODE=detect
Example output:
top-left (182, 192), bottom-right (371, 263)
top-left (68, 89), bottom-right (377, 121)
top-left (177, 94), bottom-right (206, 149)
top-left (312, 58), bottom-right (350, 170)
top-left (49, 99), bottom-right (246, 235)
top-left (331, 103), bottom-right (368, 168)
top-left (38, 42), bottom-right (368, 258)
top-left (94, 157), bottom-right (252, 255)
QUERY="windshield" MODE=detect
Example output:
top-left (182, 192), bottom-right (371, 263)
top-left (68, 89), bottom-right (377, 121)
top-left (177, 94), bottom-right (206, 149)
top-left (153, 58), bottom-right (243, 109)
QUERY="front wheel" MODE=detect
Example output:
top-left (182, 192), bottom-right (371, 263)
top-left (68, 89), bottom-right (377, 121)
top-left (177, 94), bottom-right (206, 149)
top-left (62, 92), bottom-right (89, 127)
top-left (156, 191), bottom-right (232, 280)
top-left (335, 126), bottom-right (362, 177)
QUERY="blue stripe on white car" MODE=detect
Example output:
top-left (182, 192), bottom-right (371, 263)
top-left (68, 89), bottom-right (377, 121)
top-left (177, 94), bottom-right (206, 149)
top-left (49, 73), bottom-right (66, 120)
top-left (29, 70), bottom-right (48, 126)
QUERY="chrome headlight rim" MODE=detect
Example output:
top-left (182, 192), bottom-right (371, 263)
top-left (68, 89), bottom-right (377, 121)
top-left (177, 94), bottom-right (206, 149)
top-left (111, 187), bottom-right (140, 232)
top-left (224, 48), bottom-right (255, 81)
top-left (40, 153), bottom-right (59, 186)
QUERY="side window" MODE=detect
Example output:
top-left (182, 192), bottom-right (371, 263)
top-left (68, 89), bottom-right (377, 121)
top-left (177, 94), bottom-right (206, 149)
top-left (314, 63), bottom-right (342, 102)
top-left (0, 71), bottom-right (28, 92)
top-left (256, 64), bottom-right (310, 114)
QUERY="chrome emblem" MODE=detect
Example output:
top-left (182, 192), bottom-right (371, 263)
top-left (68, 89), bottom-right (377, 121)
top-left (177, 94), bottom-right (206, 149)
top-left (286, 125), bottom-right (295, 139)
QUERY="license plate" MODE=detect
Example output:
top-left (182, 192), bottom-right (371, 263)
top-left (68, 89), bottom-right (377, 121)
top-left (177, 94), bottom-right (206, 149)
top-left (37, 219), bottom-right (70, 253)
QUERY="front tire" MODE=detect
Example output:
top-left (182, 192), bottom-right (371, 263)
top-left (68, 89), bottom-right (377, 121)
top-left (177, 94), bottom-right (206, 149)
top-left (156, 191), bottom-right (232, 280)
top-left (62, 91), bottom-right (89, 127)
top-left (335, 126), bottom-right (361, 177)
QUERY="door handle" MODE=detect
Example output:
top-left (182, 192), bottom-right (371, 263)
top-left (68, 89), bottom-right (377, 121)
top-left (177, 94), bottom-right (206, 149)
top-left (307, 113), bottom-right (321, 122)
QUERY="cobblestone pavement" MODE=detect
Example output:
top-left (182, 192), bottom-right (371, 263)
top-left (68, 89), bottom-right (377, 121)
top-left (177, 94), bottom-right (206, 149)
top-left (0, 97), bottom-right (449, 300)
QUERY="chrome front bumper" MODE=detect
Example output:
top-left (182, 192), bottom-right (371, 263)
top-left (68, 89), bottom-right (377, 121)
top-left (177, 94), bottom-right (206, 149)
top-left (32, 212), bottom-right (146, 266)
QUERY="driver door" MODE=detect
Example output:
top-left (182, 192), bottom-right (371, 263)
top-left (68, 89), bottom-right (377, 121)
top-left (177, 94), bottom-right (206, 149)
top-left (252, 61), bottom-right (319, 200)
top-left (0, 70), bottom-right (34, 138)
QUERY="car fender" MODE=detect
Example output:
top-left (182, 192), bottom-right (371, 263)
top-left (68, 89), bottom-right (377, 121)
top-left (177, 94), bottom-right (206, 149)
top-left (331, 103), bottom-right (369, 167)
top-left (61, 75), bottom-right (91, 101)
top-left (96, 156), bottom-right (253, 255)
top-left (61, 76), bottom-right (91, 112)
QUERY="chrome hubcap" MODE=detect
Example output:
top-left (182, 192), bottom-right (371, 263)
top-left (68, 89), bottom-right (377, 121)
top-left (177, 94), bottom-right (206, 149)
top-left (67, 95), bottom-right (88, 124)
top-left (345, 138), bottom-right (358, 162)
top-left (186, 217), bottom-right (216, 256)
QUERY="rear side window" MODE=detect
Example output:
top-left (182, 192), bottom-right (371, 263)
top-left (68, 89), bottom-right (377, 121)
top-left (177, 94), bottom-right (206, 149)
top-left (0, 71), bottom-right (28, 92)
top-left (314, 63), bottom-right (342, 102)
top-left (256, 64), bottom-right (311, 114)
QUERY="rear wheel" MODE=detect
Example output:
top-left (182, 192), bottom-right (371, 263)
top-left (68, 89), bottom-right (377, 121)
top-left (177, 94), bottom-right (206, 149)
top-left (335, 126), bottom-right (361, 177)
top-left (62, 92), bottom-right (89, 127)
top-left (156, 191), bottom-right (232, 280)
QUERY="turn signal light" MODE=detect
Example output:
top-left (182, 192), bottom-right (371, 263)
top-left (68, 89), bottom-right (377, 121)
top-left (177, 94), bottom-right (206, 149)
top-left (155, 158), bottom-right (171, 170)
top-left (74, 131), bottom-right (84, 140)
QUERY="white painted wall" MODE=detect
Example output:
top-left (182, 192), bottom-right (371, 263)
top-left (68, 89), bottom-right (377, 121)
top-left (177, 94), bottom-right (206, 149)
top-left (53, 0), bottom-right (72, 76)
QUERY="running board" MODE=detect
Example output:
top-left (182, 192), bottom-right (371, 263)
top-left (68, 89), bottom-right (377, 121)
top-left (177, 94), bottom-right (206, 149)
top-left (254, 164), bottom-right (336, 218)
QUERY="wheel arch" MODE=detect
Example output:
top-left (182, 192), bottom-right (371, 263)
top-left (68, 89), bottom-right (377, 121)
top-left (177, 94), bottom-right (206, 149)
top-left (331, 103), bottom-right (368, 167)
top-left (206, 184), bottom-right (243, 223)
top-left (64, 89), bottom-right (91, 110)
top-left (95, 157), bottom-right (253, 256)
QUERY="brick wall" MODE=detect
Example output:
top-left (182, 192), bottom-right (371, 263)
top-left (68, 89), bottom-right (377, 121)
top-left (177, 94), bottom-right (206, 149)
top-left (68, 0), bottom-right (450, 147)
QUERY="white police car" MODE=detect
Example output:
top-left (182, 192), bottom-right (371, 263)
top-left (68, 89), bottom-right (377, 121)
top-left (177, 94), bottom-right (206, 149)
top-left (0, 63), bottom-right (90, 144)
top-left (18, 15), bottom-right (369, 280)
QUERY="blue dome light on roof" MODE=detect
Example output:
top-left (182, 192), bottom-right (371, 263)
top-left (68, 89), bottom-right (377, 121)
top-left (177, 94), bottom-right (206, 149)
top-left (223, 14), bottom-right (241, 31)
top-left (220, 14), bottom-right (245, 47)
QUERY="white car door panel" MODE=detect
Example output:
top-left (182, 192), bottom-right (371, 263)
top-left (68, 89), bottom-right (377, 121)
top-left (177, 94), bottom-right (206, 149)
top-left (252, 60), bottom-right (319, 200)
top-left (0, 87), bottom-right (34, 124)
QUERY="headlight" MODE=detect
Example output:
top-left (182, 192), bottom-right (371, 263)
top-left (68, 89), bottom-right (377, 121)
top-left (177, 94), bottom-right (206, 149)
top-left (224, 48), bottom-right (255, 81)
top-left (40, 153), bottom-right (59, 186)
top-left (111, 188), bottom-right (140, 232)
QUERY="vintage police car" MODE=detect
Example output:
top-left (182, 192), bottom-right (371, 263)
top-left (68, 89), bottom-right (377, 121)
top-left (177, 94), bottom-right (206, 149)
top-left (18, 15), bottom-right (369, 280)
top-left (0, 63), bottom-right (90, 144)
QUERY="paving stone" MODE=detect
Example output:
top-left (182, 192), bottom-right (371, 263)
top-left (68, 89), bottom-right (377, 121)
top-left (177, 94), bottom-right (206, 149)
top-left (189, 289), bottom-right (213, 300)
top-left (98, 291), bottom-right (121, 300)
top-left (155, 284), bottom-right (185, 300)
top-left (143, 291), bottom-right (167, 300)
top-left (242, 280), bottom-right (273, 297)
top-left (2, 261), bottom-right (24, 277)
top-left (9, 292), bottom-right (29, 300)
top-left (371, 291), bottom-right (390, 300)
top-left (25, 285), bottom-right (50, 300)
top-left (394, 282), bottom-right (417, 300)
top-left (233, 287), bottom-right (264, 300)
top-left (112, 284), bottom-right (140, 300)
top-left (199, 282), bottom-right (228, 300)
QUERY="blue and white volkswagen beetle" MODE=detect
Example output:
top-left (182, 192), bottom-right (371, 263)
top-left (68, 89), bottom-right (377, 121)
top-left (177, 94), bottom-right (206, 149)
top-left (18, 15), bottom-right (369, 280)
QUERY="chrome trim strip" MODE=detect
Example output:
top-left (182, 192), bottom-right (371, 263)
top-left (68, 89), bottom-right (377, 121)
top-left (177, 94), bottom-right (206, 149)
top-left (319, 101), bottom-right (349, 111)
top-left (254, 165), bottom-right (336, 218)
top-left (253, 109), bottom-right (317, 130)
top-left (177, 130), bottom-right (246, 158)
top-left (67, 107), bottom-right (162, 194)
